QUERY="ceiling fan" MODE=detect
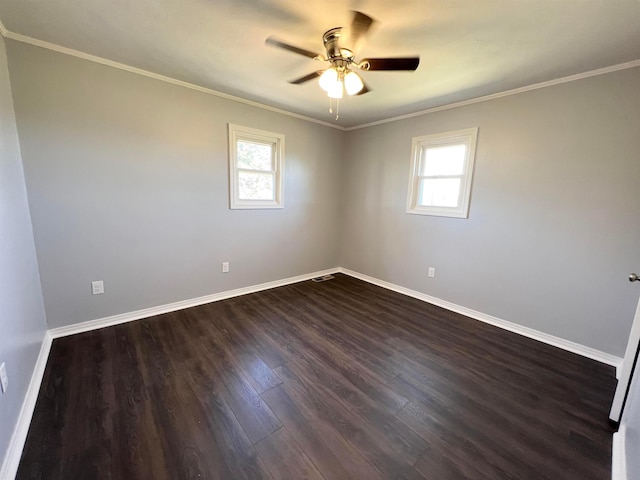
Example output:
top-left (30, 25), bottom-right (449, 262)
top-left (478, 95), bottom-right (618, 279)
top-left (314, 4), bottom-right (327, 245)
top-left (265, 11), bottom-right (419, 100)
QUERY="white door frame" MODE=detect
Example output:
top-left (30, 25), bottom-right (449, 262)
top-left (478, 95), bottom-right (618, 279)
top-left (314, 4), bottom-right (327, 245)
top-left (610, 291), bottom-right (640, 422)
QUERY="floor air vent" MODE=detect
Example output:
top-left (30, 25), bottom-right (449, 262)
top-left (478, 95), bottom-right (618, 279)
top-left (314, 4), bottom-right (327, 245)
top-left (312, 274), bottom-right (335, 282)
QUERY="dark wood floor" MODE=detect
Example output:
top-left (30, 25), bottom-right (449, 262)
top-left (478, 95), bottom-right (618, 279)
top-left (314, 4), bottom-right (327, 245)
top-left (18, 274), bottom-right (616, 479)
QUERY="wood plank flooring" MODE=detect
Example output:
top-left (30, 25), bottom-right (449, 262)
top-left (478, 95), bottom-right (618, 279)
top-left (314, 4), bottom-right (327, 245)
top-left (17, 274), bottom-right (616, 479)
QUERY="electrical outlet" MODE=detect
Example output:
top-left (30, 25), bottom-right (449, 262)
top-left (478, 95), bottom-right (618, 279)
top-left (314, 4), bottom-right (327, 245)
top-left (91, 280), bottom-right (104, 295)
top-left (0, 363), bottom-right (8, 393)
top-left (222, 262), bottom-right (230, 273)
top-left (428, 267), bottom-right (436, 278)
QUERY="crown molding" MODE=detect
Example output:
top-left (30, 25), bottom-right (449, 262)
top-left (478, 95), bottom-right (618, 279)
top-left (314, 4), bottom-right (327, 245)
top-left (1, 27), bottom-right (345, 131)
top-left (1, 17), bottom-right (639, 133)
top-left (345, 59), bottom-right (640, 131)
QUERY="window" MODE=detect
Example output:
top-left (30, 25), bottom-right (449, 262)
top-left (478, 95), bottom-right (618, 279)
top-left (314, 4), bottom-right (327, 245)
top-left (406, 127), bottom-right (478, 218)
top-left (228, 124), bottom-right (284, 209)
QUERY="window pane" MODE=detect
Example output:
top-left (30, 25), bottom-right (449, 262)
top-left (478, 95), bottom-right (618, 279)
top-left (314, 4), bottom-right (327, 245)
top-left (237, 141), bottom-right (273, 171)
top-left (421, 144), bottom-right (466, 176)
top-left (238, 172), bottom-right (274, 200)
top-left (419, 178), bottom-right (461, 207)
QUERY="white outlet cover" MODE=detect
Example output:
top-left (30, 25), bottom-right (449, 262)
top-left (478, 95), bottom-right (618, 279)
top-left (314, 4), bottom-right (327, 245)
top-left (0, 363), bottom-right (8, 393)
top-left (428, 267), bottom-right (436, 278)
top-left (91, 280), bottom-right (104, 295)
top-left (222, 262), bottom-right (230, 273)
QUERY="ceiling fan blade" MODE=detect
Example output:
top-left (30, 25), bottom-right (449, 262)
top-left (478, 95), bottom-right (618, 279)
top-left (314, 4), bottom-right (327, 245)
top-left (360, 57), bottom-right (420, 71)
top-left (265, 37), bottom-right (323, 60)
top-left (348, 11), bottom-right (375, 51)
top-left (289, 71), bottom-right (324, 85)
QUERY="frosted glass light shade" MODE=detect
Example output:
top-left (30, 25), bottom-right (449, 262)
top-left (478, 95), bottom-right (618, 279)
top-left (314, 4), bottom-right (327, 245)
top-left (327, 80), bottom-right (343, 99)
top-left (319, 68), bottom-right (339, 92)
top-left (344, 70), bottom-right (364, 95)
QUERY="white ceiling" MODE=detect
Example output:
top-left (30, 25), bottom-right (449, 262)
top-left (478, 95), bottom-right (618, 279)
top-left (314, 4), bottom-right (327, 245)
top-left (0, 0), bottom-right (639, 128)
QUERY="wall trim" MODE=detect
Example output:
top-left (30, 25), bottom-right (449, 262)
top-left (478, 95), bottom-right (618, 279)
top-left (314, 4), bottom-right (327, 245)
top-left (0, 30), bottom-right (343, 132)
top-left (49, 268), bottom-right (339, 338)
top-left (0, 331), bottom-right (52, 480)
top-left (0, 267), bottom-right (623, 478)
top-left (338, 267), bottom-right (623, 368)
top-left (612, 426), bottom-right (627, 480)
top-left (344, 59), bottom-right (640, 131)
top-left (50, 266), bottom-right (624, 364)
top-left (0, 18), bottom-right (639, 132)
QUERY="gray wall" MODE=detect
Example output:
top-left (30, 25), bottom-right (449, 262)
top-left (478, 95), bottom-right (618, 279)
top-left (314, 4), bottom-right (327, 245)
top-left (6, 40), bottom-right (345, 329)
top-left (5, 38), bottom-right (640, 358)
top-left (340, 67), bottom-right (640, 357)
top-left (0, 36), bottom-right (47, 469)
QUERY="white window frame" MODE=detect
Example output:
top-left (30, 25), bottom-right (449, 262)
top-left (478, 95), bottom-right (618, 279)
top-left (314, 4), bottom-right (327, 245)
top-left (406, 127), bottom-right (478, 218)
top-left (228, 124), bottom-right (284, 209)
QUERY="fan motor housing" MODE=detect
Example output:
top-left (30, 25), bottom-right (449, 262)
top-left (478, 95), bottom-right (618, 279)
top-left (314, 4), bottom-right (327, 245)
top-left (323, 27), bottom-right (346, 60)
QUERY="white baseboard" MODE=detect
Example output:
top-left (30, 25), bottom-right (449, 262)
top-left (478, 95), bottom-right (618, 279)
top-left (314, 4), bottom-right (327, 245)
top-left (3, 266), bottom-right (622, 480)
top-left (612, 426), bottom-right (627, 480)
top-left (338, 268), bottom-right (623, 369)
top-left (1, 268), bottom-right (338, 479)
top-left (50, 268), bottom-right (339, 338)
top-left (50, 265), bottom-right (623, 364)
top-left (0, 331), bottom-right (52, 480)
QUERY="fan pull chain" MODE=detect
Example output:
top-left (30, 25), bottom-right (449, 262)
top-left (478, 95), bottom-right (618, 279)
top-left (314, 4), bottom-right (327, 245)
top-left (328, 98), bottom-right (340, 120)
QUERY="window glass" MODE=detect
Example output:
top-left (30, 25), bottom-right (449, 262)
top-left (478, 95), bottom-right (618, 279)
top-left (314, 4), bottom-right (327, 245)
top-left (238, 172), bottom-right (275, 200)
top-left (419, 178), bottom-right (461, 207)
top-left (237, 141), bottom-right (273, 171)
top-left (421, 145), bottom-right (466, 176)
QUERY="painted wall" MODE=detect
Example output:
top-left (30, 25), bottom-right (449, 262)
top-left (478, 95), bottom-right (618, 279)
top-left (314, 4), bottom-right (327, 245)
top-left (340, 67), bottom-right (640, 356)
top-left (5, 38), bottom-right (640, 358)
top-left (6, 40), bottom-right (345, 329)
top-left (0, 36), bottom-right (47, 470)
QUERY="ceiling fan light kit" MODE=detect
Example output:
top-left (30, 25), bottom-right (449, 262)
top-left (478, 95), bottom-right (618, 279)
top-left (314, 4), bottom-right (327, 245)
top-left (327, 77), bottom-right (344, 99)
top-left (344, 70), bottom-right (364, 95)
top-left (318, 68), bottom-right (338, 92)
top-left (319, 66), bottom-right (365, 98)
top-left (266, 11), bottom-right (420, 119)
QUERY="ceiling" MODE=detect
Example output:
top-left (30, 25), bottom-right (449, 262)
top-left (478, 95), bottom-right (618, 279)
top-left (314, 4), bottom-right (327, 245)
top-left (0, 0), bottom-right (639, 128)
